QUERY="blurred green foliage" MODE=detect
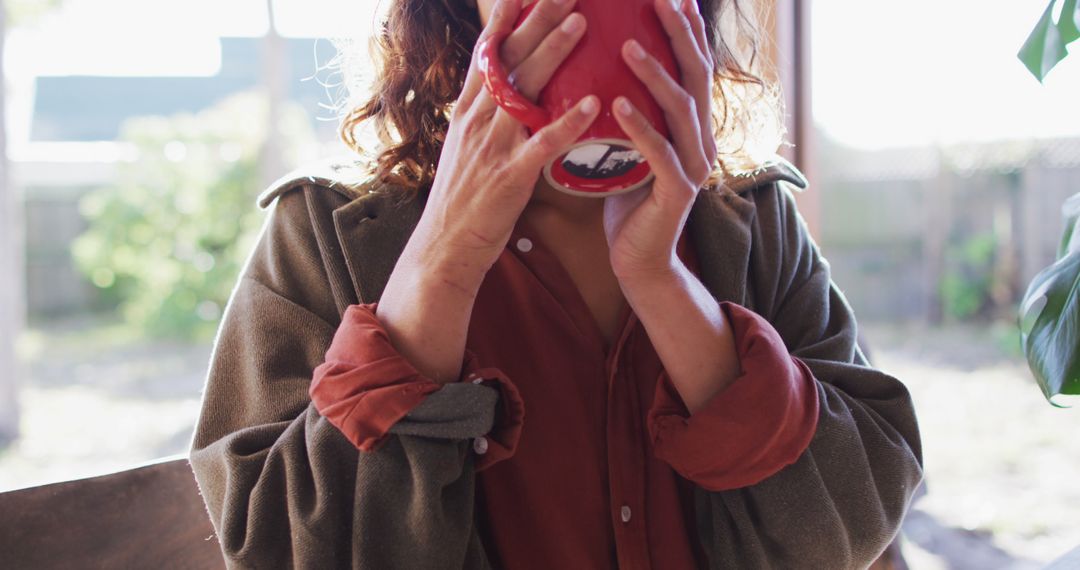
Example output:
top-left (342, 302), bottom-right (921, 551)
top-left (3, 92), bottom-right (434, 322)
top-left (940, 232), bottom-right (997, 321)
top-left (73, 91), bottom-right (315, 340)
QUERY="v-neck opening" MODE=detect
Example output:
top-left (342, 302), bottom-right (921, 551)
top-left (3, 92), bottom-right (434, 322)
top-left (511, 214), bottom-right (634, 359)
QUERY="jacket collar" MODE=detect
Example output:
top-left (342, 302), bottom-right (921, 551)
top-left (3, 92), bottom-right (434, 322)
top-left (261, 156), bottom-right (807, 308)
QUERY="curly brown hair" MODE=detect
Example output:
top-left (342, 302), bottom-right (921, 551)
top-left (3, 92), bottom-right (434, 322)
top-left (338, 0), bottom-right (786, 199)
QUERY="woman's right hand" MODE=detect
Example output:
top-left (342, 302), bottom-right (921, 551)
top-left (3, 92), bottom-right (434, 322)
top-left (417, 0), bottom-right (599, 288)
top-left (376, 0), bottom-right (599, 383)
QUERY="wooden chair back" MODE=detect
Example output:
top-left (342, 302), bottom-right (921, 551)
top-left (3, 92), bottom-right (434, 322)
top-left (0, 455), bottom-right (225, 569)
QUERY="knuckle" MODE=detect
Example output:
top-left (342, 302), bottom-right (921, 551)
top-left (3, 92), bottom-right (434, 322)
top-left (540, 31), bottom-right (566, 57)
top-left (462, 110), bottom-right (489, 138)
top-left (475, 137), bottom-right (497, 161)
top-left (450, 101), bottom-right (467, 123)
top-left (500, 43), bottom-right (525, 68)
top-left (661, 143), bottom-right (680, 165)
top-left (703, 51), bottom-right (716, 72)
top-left (694, 54), bottom-right (712, 77)
top-left (689, 158), bottom-right (710, 183)
top-left (559, 116), bottom-right (585, 139)
top-left (632, 107), bottom-right (653, 131)
top-left (639, 114), bottom-right (656, 137)
top-left (463, 119), bottom-right (483, 138)
top-left (466, 40), bottom-right (482, 68)
top-left (703, 154), bottom-right (717, 175)
top-left (531, 4), bottom-right (562, 29)
top-left (480, 18), bottom-right (501, 37)
top-left (516, 79), bottom-right (540, 101)
top-left (680, 182), bottom-right (698, 201)
top-left (677, 14), bottom-right (694, 34)
top-left (642, 56), bottom-right (663, 77)
top-left (678, 92), bottom-right (696, 114)
top-left (672, 170), bottom-right (696, 192)
top-left (489, 164), bottom-right (512, 185)
top-left (487, 0), bottom-right (513, 28)
top-left (532, 130), bottom-right (559, 156)
top-left (690, 13), bottom-right (706, 34)
top-left (555, 107), bottom-right (582, 130)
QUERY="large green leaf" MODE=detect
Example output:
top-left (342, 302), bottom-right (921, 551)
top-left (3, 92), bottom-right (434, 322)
top-left (1060, 193), bottom-right (1080, 258)
top-left (1020, 193), bottom-right (1080, 404)
top-left (1061, 0), bottom-right (1080, 44)
top-left (1018, 0), bottom-right (1070, 82)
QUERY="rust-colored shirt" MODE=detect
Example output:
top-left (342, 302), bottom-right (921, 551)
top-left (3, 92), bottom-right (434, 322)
top-left (310, 216), bottom-right (819, 570)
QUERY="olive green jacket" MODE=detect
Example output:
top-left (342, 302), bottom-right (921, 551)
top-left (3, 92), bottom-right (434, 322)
top-left (188, 157), bottom-right (923, 569)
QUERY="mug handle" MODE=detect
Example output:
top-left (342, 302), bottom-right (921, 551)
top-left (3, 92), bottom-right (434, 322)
top-left (476, 31), bottom-right (552, 132)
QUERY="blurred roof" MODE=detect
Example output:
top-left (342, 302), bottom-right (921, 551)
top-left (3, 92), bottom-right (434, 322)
top-left (823, 136), bottom-right (1080, 182)
top-left (29, 37), bottom-right (343, 142)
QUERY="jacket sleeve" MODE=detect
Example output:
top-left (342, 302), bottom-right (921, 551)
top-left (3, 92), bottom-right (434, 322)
top-left (692, 183), bottom-right (925, 569)
top-left (187, 188), bottom-right (500, 569)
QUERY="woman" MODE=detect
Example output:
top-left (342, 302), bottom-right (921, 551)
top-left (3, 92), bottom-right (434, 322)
top-left (188, 0), bottom-right (923, 568)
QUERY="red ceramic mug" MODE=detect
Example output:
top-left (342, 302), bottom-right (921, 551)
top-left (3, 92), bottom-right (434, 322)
top-left (477, 0), bottom-right (679, 197)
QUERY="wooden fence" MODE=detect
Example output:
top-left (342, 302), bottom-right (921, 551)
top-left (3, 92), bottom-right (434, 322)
top-left (818, 142), bottom-right (1078, 323)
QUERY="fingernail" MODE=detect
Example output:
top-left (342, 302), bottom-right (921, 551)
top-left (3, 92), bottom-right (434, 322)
top-left (615, 97), bottom-right (633, 116)
top-left (627, 40), bottom-right (646, 61)
top-left (580, 95), bottom-right (598, 114)
top-left (561, 13), bottom-right (583, 33)
top-left (670, 0), bottom-right (682, 11)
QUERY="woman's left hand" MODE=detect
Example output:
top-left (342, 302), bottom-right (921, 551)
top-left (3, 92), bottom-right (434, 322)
top-left (604, 0), bottom-right (717, 285)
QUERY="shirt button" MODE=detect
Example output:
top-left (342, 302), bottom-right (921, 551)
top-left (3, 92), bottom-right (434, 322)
top-left (620, 505), bottom-right (632, 523)
top-left (515, 237), bottom-right (533, 253)
top-left (473, 436), bottom-right (489, 455)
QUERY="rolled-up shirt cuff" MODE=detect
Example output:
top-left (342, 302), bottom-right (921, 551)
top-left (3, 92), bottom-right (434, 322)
top-left (647, 301), bottom-right (820, 491)
top-left (459, 349), bottom-right (526, 472)
top-left (309, 303), bottom-right (525, 464)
